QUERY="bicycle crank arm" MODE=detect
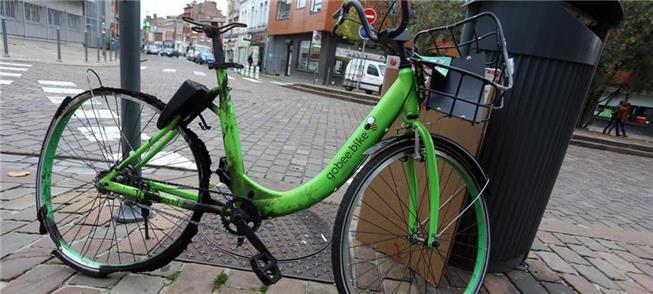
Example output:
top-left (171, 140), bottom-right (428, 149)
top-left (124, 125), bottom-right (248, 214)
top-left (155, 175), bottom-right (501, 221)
top-left (231, 211), bottom-right (282, 285)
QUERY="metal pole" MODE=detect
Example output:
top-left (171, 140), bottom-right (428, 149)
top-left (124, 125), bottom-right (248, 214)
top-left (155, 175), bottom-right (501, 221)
top-left (97, 36), bottom-right (100, 62)
top-left (85, 29), bottom-right (88, 63)
top-left (56, 28), bottom-right (62, 62)
top-left (116, 0), bottom-right (143, 223)
top-left (1, 18), bottom-right (9, 57)
top-left (356, 40), bottom-right (367, 90)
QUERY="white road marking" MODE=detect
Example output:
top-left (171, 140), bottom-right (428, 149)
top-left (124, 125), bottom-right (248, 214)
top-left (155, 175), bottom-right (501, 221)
top-left (270, 81), bottom-right (293, 86)
top-left (150, 152), bottom-right (196, 170)
top-left (242, 77), bottom-right (261, 83)
top-left (140, 66), bottom-right (147, 70)
top-left (0, 72), bottom-right (21, 77)
top-left (47, 96), bottom-right (100, 105)
top-left (193, 71), bottom-right (206, 76)
top-left (0, 80), bottom-right (13, 85)
top-left (74, 109), bottom-right (118, 119)
top-left (228, 76), bottom-right (235, 80)
top-left (0, 66), bottom-right (28, 71)
top-left (162, 68), bottom-right (176, 73)
top-left (38, 80), bottom-right (76, 87)
top-left (0, 62), bottom-right (32, 67)
top-left (78, 126), bottom-right (150, 142)
top-left (42, 87), bottom-right (84, 94)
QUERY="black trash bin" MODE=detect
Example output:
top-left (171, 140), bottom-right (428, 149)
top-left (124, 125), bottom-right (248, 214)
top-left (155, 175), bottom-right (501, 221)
top-left (465, 1), bottom-right (624, 272)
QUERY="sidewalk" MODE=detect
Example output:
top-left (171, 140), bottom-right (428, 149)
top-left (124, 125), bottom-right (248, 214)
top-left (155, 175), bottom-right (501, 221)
top-left (0, 36), bottom-right (120, 66)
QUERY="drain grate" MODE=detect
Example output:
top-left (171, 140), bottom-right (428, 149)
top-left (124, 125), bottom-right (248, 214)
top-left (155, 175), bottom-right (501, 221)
top-left (177, 203), bottom-right (338, 283)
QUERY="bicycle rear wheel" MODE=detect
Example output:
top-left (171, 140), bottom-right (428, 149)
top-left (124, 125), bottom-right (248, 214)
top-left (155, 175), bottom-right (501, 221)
top-left (333, 135), bottom-right (490, 293)
top-left (37, 88), bottom-right (211, 276)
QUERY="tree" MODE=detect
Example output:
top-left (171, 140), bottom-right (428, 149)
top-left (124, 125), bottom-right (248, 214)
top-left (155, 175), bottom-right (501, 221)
top-left (408, 0), bottom-right (466, 35)
top-left (578, 1), bottom-right (653, 128)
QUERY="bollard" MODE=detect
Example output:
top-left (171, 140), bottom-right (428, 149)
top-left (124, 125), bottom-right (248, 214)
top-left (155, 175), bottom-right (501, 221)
top-left (84, 31), bottom-right (88, 63)
top-left (1, 18), bottom-right (8, 57)
top-left (248, 66), bottom-right (253, 77)
top-left (56, 28), bottom-right (62, 62)
top-left (97, 36), bottom-right (100, 63)
top-left (109, 45), bottom-right (112, 61)
top-left (255, 66), bottom-right (260, 79)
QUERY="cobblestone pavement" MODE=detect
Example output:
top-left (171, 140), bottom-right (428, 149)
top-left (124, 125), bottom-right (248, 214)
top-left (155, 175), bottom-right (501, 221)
top-left (1, 58), bottom-right (652, 293)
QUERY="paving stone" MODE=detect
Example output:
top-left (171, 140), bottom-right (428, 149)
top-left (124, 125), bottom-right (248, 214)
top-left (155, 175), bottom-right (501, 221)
top-left (550, 245), bottom-right (590, 265)
top-left (67, 272), bottom-right (126, 288)
top-left (601, 290), bottom-right (628, 294)
top-left (577, 236), bottom-right (609, 252)
top-left (0, 246), bottom-right (53, 280)
top-left (587, 257), bottom-right (628, 280)
top-left (165, 263), bottom-right (221, 294)
top-left (144, 260), bottom-right (183, 277)
top-left (633, 262), bottom-right (653, 276)
top-left (3, 264), bottom-right (75, 293)
top-left (553, 233), bottom-right (581, 245)
top-left (613, 250), bottom-right (642, 263)
top-left (223, 269), bottom-right (263, 290)
top-left (0, 187), bottom-right (33, 200)
top-left (597, 251), bottom-right (641, 273)
top-left (110, 274), bottom-right (165, 294)
top-left (305, 281), bottom-right (338, 294)
top-left (3, 207), bottom-right (38, 221)
top-left (2, 195), bottom-right (36, 210)
top-left (483, 273), bottom-right (519, 293)
top-left (0, 232), bottom-right (41, 258)
top-left (568, 244), bottom-right (597, 258)
top-left (0, 182), bottom-right (22, 192)
top-left (628, 273), bottom-right (653, 291)
top-left (0, 220), bottom-right (27, 235)
top-left (536, 251), bottom-right (576, 274)
top-left (595, 239), bottom-right (624, 251)
top-left (572, 264), bottom-right (619, 289)
top-left (531, 238), bottom-right (549, 251)
top-left (561, 274), bottom-right (601, 294)
top-left (541, 282), bottom-right (575, 294)
top-left (505, 270), bottom-right (547, 294)
top-left (615, 280), bottom-right (649, 294)
top-left (537, 231), bottom-right (564, 246)
top-left (52, 286), bottom-right (105, 294)
top-left (266, 277), bottom-right (307, 294)
top-left (526, 258), bottom-right (560, 282)
top-left (214, 287), bottom-right (258, 293)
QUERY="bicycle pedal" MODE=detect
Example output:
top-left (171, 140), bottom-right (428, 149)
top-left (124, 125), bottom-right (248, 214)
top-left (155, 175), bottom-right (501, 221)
top-left (249, 251), bottom-right (281, 285)
top-left (236, 236), bottom-right (245, 247)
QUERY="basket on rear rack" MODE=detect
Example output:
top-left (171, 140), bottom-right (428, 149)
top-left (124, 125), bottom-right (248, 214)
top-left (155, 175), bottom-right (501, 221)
top-left (412, 12), bottom-right (513, 123)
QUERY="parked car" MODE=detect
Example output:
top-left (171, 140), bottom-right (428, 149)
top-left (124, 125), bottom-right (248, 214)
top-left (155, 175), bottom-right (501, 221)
top-left (145, 44), bottom-right (160, 55)
top-left (342, 58), bottom-right (386, 95)
top-left (186, 49), bottom-right (196, 62)
top-left (162, 48), bottom-right (180, 57)
top-left (196, 51), bottom-right (215, 66)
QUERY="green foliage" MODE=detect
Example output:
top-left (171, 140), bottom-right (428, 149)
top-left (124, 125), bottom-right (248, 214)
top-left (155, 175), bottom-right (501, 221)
top-left (166, 270), bottom-right (181, 281)
top-left (212, 272), bottom-right (229, 290)
top-left (408, 0), bottom-right (466, 34)
top-left (579, 0), bottom-right (653, 127)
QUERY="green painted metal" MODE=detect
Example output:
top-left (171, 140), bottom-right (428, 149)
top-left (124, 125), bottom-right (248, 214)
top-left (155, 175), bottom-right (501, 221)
top-left (404, 156), bottom-right (419, 235)
top-left (412, 120), bottom-right (441, 247)
top-left (135, 127), bottom-right (179, 170)
top-left (146, 180), bottom-right (199, 201)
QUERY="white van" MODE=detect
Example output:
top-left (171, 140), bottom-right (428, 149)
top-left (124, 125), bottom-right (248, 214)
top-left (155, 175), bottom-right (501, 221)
top-left (343, 58), bottom-right (386, 95)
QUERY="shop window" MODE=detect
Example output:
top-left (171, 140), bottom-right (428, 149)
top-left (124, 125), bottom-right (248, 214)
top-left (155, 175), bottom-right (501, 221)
top-left (25, 3), bottom-right (44, 23)
top-left (297, 0), bottom-right (306, 9)
top-left (0, 0), bottom-right (18, 18)
top-left (68, 14), bottom-right (82, 31)
top-left (276, 0), bottom-right (290, 20)
top-left (297, 40), bottom-right (320, 72)
top-left (310, 0), bottom-right (322, 13)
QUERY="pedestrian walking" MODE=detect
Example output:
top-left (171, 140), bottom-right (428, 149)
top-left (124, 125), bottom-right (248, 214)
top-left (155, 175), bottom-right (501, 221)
top-left (614, 101), bottom-right (631, 137)
top-left (603, 103), bottom-right (620, 135)
top-left (247, 53), bottom-right (254, 67)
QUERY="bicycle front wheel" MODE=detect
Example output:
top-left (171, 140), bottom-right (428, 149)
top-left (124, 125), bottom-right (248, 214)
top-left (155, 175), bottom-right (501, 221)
top-left (333, 135), bottom-right (490, 293)
top-left (37, 88), bottom-right (211, 276)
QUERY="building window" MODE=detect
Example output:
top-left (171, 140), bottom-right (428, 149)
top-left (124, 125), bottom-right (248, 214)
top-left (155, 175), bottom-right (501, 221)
top-left (48, 9), bottom-right (63, 26)
top-left (310, 0), bottom-right (322, 13)
top-left (296, 0), bottom-right (306, 9)
top-left (25, 3), bottom-right (44, 23)
top-left (68, 13), bottom-right (82, 31)
top-left (297, 40), bottom-right (320, 72)
top-left (276, 0), bottom-right (290, 20)
top-left (0, 0), bottom-right (18, 18)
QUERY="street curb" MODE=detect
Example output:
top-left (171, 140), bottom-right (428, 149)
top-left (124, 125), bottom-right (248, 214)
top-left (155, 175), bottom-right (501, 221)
top-left (261, 74), bottom-right (379, 106)
top-left (570, 137), bottom-right (653, 158)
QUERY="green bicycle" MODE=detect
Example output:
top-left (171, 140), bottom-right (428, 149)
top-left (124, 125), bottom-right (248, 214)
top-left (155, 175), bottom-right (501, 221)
top-left (36, 1), bottom-right (513, 292)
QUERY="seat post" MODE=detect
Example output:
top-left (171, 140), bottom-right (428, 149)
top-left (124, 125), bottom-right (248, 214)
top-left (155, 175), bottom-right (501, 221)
top-left (210, 22), bottom-right (226, 69)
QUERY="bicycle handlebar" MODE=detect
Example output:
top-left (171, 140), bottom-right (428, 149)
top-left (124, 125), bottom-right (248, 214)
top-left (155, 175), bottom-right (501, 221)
top-left (333, 0), bottom-right (410, 42)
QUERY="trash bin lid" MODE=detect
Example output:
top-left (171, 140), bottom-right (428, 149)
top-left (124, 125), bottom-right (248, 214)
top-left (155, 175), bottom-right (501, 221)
top-left (566, 1), bottom-right (624, 27)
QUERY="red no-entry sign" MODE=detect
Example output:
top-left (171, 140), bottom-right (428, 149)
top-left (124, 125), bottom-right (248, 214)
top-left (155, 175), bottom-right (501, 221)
top-left (364, 8), bottom-right (377, 25)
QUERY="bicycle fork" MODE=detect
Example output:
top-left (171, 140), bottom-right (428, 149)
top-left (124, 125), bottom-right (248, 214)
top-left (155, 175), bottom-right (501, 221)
top-left (405, 120), bottom-right (441, 248)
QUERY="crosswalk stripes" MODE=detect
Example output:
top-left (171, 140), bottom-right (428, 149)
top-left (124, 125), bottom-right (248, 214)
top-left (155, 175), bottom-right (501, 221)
top-left (141, 66), bottom-right (147, 70)
top-left (242, 77), bottom-right (262, 83)
top-left (193, 71), bottom-right (206, 76)
top-left (38, 80), bottom-right (76, 87)
top-left (0, 61), bottom-right (31, 87)
top-left (162, 68), bottom-right (176, 73)
top-left (39, 80), bottom-right (84, 101)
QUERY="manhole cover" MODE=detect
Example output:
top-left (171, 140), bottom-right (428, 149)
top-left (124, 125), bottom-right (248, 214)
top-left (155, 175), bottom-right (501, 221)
top-left (177, 203), bottom-right (338, 282)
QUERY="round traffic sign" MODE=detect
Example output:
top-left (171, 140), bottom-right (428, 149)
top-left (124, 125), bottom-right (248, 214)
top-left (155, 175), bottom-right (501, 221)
top-left (358, 26), bottom-right (369, 40)
top-left (364, 8), bottom-right (377, 25)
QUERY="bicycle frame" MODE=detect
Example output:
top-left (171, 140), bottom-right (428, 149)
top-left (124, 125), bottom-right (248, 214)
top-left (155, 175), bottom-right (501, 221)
top-left (98, 65), bottom-right (444, 245)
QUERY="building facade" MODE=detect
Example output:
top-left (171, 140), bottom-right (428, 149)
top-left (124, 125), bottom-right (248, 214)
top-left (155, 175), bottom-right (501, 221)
top-left (224, 0), bottom-right (270, 67)
top-left (181, 0), bottom-right (226, 48)
top-left (265, 0), bottom-right (340, 84)
top-left (0, 0), bottom-right (116, 48)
